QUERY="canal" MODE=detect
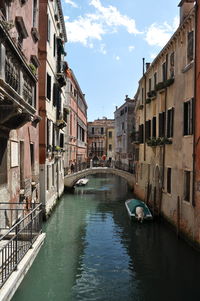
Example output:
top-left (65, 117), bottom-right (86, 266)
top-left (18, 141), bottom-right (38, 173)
top-left (13, 174), bottom-right (200, 301)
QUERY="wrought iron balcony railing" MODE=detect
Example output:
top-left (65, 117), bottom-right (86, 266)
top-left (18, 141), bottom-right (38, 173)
top-left (0, 202), bottom-right (43, 289)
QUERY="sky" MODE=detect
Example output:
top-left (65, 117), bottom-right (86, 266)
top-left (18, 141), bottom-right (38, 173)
top-left (61, 0), bottom-right (180, 121)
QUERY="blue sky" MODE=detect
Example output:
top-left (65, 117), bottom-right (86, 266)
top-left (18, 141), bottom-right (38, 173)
top-left (62, 0), bottom-right (179, 121)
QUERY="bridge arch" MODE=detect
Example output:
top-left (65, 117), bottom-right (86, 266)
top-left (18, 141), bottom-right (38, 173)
top-left (64, 167), bottom-right (135, 189)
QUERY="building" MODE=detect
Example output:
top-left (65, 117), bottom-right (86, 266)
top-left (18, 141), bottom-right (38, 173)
top-left (0, 1), bottom-right (46, 294)
top-left (194, 0), bottom-right (200, 245)
top-left (134, 0), bottom-right (196, 245)
top-left (106, 125), bottom-right (115, 161)
top-left (64, 68), bottom-right (88, 172)
top-left (0, 0), bottom-right (41, 226)
top-left (114, 96), bottom-right (135, 171)
top-left (38, 0), bottom-right (67, 216)
top-left (87, 118), bottom-right (115, 162)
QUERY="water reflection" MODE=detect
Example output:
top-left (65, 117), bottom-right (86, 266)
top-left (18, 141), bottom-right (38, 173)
top-left (13, 174), bottom-right (200, 301)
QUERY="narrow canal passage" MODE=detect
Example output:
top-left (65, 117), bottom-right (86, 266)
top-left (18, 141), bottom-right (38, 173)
top-left (13, 174), bottom-right (200, 301)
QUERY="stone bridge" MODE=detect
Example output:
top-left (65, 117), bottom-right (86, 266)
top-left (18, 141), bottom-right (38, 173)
top-left (64, 167), bottom-right (135, 189)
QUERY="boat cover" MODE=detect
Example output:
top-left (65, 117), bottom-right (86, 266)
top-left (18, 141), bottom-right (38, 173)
top-left (128, 199), bottom-right (150, 216)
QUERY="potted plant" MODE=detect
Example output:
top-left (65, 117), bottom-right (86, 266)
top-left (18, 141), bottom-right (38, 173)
top-left (145, 98), bottom-right (151, 104)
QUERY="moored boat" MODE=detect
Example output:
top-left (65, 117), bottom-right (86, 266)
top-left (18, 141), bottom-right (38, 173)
top-left (75, 178), bottom-right (89, 186)
top-left (125, 199), bottom-right (153, 222)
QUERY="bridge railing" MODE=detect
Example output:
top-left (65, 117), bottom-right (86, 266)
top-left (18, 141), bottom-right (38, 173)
top-left (64, 160), bottom-right (135, 176)
top-left (113, 161), bottom-right (135, 174)
top-left (0, 202), bottom-right (43, 288)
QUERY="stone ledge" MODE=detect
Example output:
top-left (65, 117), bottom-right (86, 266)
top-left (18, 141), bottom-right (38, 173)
top-left (0, 233), bottom-right (46, 301)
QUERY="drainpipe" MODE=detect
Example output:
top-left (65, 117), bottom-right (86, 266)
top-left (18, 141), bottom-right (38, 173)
top-left (192, 2), bottom-right (197, 207)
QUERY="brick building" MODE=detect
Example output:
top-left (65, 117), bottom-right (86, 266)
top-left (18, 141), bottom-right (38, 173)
top-left (88, 118), bottom-right (115, 162)
top-left (0, 0), bottom-right (40, 227)
top-left (64, 68), bottom-right (87, 171)
top-left (38, 0), bottom-right (67, 216)
top-left (133, 0), bottom-right (197, 245)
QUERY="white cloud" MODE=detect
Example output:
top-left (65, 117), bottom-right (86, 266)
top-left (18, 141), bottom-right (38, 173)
top-left (64, 0), bottom-right (78, 8)
top-left (65, 0), bottom-right (141, 47)
top-left (145, 16), bottom-right (179, 47)
top-left (89, 0), bottom-right (141, 34)
top-left (128, 45), bottom-right (135, 52)
top-left (65, 17), bottom-right (104, 45)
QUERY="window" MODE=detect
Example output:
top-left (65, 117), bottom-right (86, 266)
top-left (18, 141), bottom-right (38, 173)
top-left (159, 112), bottom-right (165, 137)
top-left (33, 0), bottom-right (37, 27)
top-left (170, 52), bottom-right (175, 78)
top-left (0, 2), bottom-right (7, 20)
top-left (122, 122), bottom-right (124, 131)
top-left (167, 108), bottom-right (174, 138)
top-left (52, 164), bottom-right (54, 186)
top-left (162, 62), bottom-right (167, 81)
top-left (149, 78), bottom-right (151, 92)
top-left (139, 124), bottom-right (144, 143)
top-left (82, 128), bottom-right (85, 142)
top-left (142, 88), bottom-right (144, 104)
top-left (53, 34), bottom-right (56, 57)
top-left (125, 107), bottom-right (127, 113)
top-left (152, 117), bottom-right (156, 138)
top-left (184, 171), bottom-right (191, 202)
top-left (101, 127), bottom-right (104, 134)
top-left (46, 73), bottom-right (51, 101)
top-left (187, 31), bottom-right (194, 62)
top-left (47, 15), bottom-right (51, 43)
top-left (145, 120), bottom-right (151, 141)
top-left (154, 73), bottom-right (157, 89)
top-left (109, 131), bottom-right (112, 138)
top-left (0, 138), bottom-right (7, 185)
top-left (92, 127), bottom-right (94, 134)
top-left (30, 143), bottom-right (34, 171)
top-left (47, 166), bottom-right (50, 190)
top-left (184, 99), bottom-right (193, 135)
top-left (167, 168), bottom-right (171, 194)
top-left (109, 144), bottom-right (112, 151)
top-left (60, 133), bottom-right (64, 148)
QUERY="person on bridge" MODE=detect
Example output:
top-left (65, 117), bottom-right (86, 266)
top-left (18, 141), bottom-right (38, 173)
top-left (70, 163), bottom-right (75, 173)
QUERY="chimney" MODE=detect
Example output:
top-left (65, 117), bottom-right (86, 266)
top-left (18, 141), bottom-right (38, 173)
top-left (178, 0), bottom-right (195, 24)
top-left (146, 63), bottom-right (151, 71)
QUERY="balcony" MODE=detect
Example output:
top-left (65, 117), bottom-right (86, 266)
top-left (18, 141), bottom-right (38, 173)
top-left (56, 61), bottom-right (67, 88)
top-left (0, 22), bottom-right (37, 136)
top-left (56, 118), bottom-right (67, 129)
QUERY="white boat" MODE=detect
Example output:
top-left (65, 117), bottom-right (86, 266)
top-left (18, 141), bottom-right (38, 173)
top-left (75, 178), bottom-right (89, 186)
top-left (125, 199), bottom-right (153, 222)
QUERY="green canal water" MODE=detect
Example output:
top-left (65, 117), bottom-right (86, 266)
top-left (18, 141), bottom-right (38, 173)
top-left (13, 174), bottom-right (200, 301)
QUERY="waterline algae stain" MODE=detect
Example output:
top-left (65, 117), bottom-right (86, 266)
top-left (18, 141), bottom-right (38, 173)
top-left (13, 174), bottom-right (200, 301)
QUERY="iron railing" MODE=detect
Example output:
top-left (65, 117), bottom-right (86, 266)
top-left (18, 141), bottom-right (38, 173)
top-left (0, 203), bottom-right (43, 288)
top-left (64, 160), bottom-right (135, 175)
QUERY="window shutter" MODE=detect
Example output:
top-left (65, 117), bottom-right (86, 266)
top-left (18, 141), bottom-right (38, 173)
top-left (190, 98), bottom-right (194, 135)
top-left (183, 102), bottom-right (188, 135)
top-left (171, 107), bottom-right (174, 137)
top-left (152, 117), bottom-right (156, 138)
